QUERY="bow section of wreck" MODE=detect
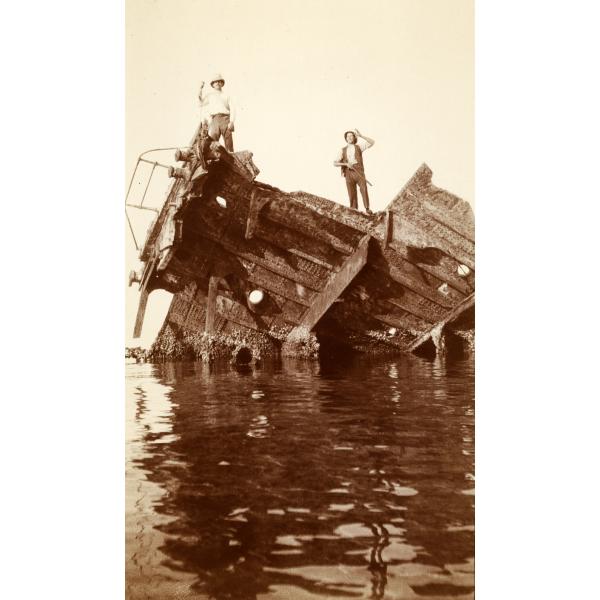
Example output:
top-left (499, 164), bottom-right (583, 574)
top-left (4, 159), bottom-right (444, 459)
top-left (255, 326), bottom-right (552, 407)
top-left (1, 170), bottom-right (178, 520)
top-left (130, 138), bottom-right (474, 362)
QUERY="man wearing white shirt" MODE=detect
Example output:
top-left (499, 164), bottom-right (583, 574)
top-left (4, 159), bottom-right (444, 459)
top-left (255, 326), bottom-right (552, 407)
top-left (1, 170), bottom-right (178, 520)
top-left (199, 73), bottom-right (236, 152)
top-left (333, 129), bottom-right (375, 213)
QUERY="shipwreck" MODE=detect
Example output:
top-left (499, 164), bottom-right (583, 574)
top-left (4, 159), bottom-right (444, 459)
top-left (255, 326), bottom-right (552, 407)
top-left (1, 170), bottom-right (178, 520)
top-left (127, 124), bottom-right (474, 362)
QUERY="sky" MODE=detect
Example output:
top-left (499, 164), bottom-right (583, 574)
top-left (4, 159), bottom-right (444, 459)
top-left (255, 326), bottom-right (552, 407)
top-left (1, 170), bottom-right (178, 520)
top-left (125, 0), bottom-right (473, 347)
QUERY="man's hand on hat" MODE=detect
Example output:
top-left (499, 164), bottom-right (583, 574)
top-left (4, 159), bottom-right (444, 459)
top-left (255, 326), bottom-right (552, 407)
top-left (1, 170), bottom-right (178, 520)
top-left (354, 128), bottom-right (362, 137)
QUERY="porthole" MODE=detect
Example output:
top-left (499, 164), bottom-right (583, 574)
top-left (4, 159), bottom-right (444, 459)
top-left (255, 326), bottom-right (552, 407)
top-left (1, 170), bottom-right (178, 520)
top-left (248, 289), bottom-right (265, 306)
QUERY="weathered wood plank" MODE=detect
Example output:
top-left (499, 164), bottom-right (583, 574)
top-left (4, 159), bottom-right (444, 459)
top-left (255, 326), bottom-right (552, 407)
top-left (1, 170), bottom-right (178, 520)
top-left (194, 232), bottom-right (327, 292)
top-left (288, 190), bottom-right (375, 234)
top-left (383, 210), bottom-right (393, 248)
top-left (253, 220), bottom-right (342, 270)
top-left (216, 176), bottom-right (360, 255)
top-left (385, 299), bottom-right (437, 324)
top-left (187, 204), bottom-right (340, 279)
top-left (216, 295), bottom-right (274, 332)
top-left (387, 163), bottom-right (474, 232)
top-left (350, 266), bottom-right (447, 323)
top-left (405, 209), bottom-right (475, 257)
top-left (133, 288), bottom-right (149, 338)
top-left (190, 205), bottom-right (336, 283)
top-left (372, 262), bottom-right (456, 309)
top-left (421, 199), bottom-right (475, 242)
top-left (368, 248), bottom-right (466, 306)
top-left (244, 188), bottom-right (269, 240)
top-left (287, 235), bottom-right (370, 336)
top-left (407, 293), bottom-right (475, 352)
top-left (204, 275), bottom-right (220, 333)
top-left (132, 256), bottom-right (160, 338)
top-left (370, 310), bottom-right (429, 335)
top-left (396, 220), bottom-right (475, 271)
top-left (239, 263), bottom-right (315, 307)
top-left (389, 192), bottom-right (474, 244)
top-left (384, 240), bottom-right (473, 295)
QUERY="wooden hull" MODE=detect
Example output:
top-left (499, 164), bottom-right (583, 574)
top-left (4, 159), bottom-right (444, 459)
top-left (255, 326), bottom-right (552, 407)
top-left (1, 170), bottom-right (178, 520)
top-left (133, 139), bottom-right (474, 360)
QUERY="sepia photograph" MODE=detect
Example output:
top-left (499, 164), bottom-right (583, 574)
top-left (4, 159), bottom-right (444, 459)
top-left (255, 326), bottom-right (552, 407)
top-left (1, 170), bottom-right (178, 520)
top-left (4, 2), bottom-right (600, 600)
top-left (125, 1), bottom-right (474, 598)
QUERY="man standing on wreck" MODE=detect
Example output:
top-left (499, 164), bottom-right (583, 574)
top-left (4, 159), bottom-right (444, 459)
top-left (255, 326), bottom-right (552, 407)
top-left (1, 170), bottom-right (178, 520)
top-left (199, 74), bottom-right (235, 152)
top-left (333, 129), bottom-right (375, 214)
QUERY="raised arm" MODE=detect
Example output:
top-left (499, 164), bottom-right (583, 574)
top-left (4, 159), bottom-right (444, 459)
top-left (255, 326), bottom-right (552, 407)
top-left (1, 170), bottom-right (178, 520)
top-left (354, 128), bottom-right (374, 149)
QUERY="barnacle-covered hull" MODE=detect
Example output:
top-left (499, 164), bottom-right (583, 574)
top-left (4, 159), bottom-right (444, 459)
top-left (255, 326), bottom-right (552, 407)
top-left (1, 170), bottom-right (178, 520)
top-left (132, 131), bottom-right (474, 362)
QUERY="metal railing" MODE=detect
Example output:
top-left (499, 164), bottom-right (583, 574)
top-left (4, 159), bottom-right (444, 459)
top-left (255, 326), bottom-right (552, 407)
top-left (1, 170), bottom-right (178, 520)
top-left (125, 147), bottom-right (188, 250)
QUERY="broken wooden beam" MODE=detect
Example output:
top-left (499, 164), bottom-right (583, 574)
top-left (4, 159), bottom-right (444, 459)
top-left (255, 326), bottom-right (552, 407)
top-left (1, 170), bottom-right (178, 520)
top-left (133, 288), bottom-right (149, 339)
top-left (244, 188), bottom-right (270, 240)
top-left (407, 292), bottom-right (475, 352)
top-left (286, 235), bottom-right (370, 339)
top-left (204, 275), bottom-right (220, 333)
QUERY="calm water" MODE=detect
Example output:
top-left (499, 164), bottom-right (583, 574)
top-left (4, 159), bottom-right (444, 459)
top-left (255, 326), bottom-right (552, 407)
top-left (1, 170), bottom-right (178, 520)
top-left (126, 354), bottom-right (474, 600)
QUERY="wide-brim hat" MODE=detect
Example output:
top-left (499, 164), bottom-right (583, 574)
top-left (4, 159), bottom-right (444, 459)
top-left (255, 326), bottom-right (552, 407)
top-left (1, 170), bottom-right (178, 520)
top-left (210, 73), bottom-right (225, 85)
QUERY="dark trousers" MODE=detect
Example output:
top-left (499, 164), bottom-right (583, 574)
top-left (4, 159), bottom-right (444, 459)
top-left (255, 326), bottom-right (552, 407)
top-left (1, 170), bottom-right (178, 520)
top-left (345, 168), bottom-right (370, 210)
top-left (208, 114), bottom-right (234, 152)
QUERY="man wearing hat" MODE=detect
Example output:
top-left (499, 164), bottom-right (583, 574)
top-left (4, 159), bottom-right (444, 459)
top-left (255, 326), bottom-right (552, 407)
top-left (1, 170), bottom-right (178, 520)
top-left (199, 74), bottom-right (236, 152)
top-left (333, 129), bottom-right (375, 214)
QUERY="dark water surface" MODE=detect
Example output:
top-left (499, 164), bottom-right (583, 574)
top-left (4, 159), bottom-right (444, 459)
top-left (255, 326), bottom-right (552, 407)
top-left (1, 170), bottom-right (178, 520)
top-left (126, 354), bottom-right (474, 599)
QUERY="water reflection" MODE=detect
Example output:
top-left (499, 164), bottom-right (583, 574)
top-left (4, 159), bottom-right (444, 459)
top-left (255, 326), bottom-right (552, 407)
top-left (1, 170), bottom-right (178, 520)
top-left (126, 354), bottom-right (474, 599)
top-left (125, 365), bottom-right (196, 599)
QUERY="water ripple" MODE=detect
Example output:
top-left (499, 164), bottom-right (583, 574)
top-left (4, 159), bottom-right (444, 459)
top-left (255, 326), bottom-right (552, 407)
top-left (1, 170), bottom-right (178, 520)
top-left (126, 355), bottom-right (474, 599)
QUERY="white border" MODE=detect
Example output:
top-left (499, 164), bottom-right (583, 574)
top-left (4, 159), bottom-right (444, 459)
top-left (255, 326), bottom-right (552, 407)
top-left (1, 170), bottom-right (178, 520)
top-left (2, 2), bottom-right (599, 598)
top-left (477, 2), bottom-right (600, 598)
top-left (2, 1), bottom-right (123, 598)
